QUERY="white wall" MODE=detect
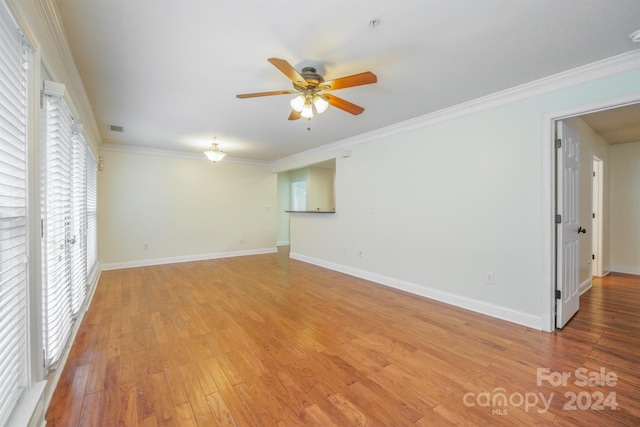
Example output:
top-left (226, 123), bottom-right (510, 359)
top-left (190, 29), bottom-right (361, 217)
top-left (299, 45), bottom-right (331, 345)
top-left (284, 67), bottom-right (640, 330)
top-left (98, 149), bottom-right (277, 267)
top-left (307, 166), bottom-right (335, 211)
top-left (564, 116), bottom-right (610, 284)
top-left (610, 141), bottom-right (640, 274)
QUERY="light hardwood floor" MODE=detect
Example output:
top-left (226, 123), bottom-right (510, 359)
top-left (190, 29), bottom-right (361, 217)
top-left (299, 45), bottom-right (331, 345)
top-left (45, 251), bottom-right (640, 426)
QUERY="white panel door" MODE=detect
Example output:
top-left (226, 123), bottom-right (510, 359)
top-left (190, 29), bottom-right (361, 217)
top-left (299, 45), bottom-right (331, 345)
top-left (556, 120), bottom-right (581, 328)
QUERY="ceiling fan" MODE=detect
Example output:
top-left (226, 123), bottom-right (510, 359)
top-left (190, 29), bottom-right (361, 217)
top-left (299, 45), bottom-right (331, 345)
top-left (236, 58), bottom-right (377, 121)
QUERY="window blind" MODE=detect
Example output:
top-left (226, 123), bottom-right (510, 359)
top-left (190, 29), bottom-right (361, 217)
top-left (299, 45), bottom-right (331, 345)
top-left (70, 130), bottom-right (86, 314)
top-left (42, 92), bottom-right (95, 368)
top-left (86, 148), bottom-right (97, 276)
top-left (42, 96), bottom-right (74, 367)
top-left (0, 1), bottom-right (29, 424)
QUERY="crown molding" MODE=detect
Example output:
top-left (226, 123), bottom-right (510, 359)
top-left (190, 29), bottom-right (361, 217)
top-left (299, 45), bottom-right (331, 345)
top-left (33, 0), bottom-right (101, 148)
top-left (274, 49), bottom-right (640, 170)
top-left (99, 143), bottom-right (275, 168)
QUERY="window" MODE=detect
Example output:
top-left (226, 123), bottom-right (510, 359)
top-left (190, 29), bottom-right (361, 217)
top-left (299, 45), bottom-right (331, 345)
top-left (0, 1), bottom-right (29, 424)
top-left (86, 148), bottom-right (97, 277)
top-left (41, 93), bottom-right (94, 368)
top-left (42, 95), bottom-right (75, 367)
top-left (291, 181), bottom-right (307, 211)
top-left (70, 129), bottom-right (87, 313)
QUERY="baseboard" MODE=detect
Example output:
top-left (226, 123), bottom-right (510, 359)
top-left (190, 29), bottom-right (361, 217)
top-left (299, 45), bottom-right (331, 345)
top-left (579, 277), bottom-right (593, 295)
top-left (602, 265), bottom-right (612, 276)
top-left (289, 252), bottom-right (543, 330)
top-left (609, 265), bottom-right (640, 275)
top-left (277, 240), bottom-right (290, 246)
top-left (101, 247), bottom-right (278, 271)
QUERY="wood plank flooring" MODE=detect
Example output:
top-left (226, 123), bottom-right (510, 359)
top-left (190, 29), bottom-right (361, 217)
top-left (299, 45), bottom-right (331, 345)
top-left (46, 251), bottom-right (640, 426)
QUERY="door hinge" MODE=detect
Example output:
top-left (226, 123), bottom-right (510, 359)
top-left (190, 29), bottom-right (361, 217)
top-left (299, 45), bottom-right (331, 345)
top-left (592, 212), bottom-right (595, 219)
top-left (555, 138), bottom-right (562, 149)
top-left (592, 254), bottom-right (595, 260)
top-left (41, 219), bottom-right (44, 239)
top-left (555, 290), bottom-right (561, 300)
top-left (555, 214), bottom-right (561, 224)
top-left (40, 89), bottom-right (44, 108)
top-left (593, 171), bottom-right (596, 177)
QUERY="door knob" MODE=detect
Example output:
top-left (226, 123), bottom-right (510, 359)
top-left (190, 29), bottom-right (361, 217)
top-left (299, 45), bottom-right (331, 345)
top-left (577, 227), bottom-right (587, 234)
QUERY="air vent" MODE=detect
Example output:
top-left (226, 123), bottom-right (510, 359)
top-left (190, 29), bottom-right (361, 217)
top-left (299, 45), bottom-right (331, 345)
top-left (109, 124), bottom-right (124, 132)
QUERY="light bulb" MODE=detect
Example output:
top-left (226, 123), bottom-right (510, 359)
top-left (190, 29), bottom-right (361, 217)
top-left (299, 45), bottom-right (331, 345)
top-left (313, 95), bottom-right (329, 113)
top-left (290, 94), bottom-right (306, 112)
top-left (300, 102), bottom-right (314, 119)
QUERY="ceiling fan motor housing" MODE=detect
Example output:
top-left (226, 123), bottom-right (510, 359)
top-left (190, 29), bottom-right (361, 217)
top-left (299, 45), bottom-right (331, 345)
top-left (295, 66), bottom-right (324, 90)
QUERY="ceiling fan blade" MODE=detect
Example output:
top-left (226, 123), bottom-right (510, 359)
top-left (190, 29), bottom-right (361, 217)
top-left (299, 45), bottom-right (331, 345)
top-left (268, 58), bottom-right (307, 86)
top-left (322, 71), bottom-right (377, 91)
top-left (325, 94), bottom-right (365, 115)
top-left (236, 90), bottom-right (296, 99)
top-left (288, 110), bottom-right (301, 120)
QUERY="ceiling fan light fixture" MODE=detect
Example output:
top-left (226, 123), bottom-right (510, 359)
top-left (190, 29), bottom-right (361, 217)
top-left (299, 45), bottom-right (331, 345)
top-left (313, 94), bottom-right (329, 114)
top-left (203, 141), bottom-right (226, 162)
top-left (300, 101), bottom-right (314, 119)
top-left (236, 58), bottom-right (377, 120)
top-left (290, 94), bottom-right (306, 112)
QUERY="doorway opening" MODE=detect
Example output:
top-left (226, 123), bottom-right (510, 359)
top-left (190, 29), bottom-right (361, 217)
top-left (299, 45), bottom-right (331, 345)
top-left (542, 92), bottom-right (640, 332)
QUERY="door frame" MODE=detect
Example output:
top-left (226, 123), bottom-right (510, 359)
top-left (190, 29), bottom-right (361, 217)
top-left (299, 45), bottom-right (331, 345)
top-left (592, 156), bottom-right (604, 277)
top-left (541, 92), bottom-right (640, 332)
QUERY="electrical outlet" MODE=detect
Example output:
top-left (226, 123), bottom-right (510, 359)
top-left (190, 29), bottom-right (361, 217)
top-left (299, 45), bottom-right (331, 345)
top-left (240, 236), bottom-right (244, 244)
top-left (358, 250), bottom-right (364, 258)
top-left (485, 272), bottom-right (494, 284)
top-left (143, 242), bottom-right (149, 250)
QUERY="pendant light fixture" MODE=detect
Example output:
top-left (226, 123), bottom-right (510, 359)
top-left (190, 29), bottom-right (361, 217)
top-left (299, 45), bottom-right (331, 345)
top-left (203, 137), bottom-right (226, 162)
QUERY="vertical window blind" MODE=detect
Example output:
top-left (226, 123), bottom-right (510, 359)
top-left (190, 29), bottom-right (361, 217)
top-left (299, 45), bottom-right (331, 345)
top-left (0, 1), bottom-right (29, 424)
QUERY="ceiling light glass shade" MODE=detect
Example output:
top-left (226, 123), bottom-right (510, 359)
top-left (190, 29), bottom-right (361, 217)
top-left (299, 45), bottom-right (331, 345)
top-left (290, 94), bottom-right (306, 112)
top-left (313, 95), bottom-right (329, 113)
top-left (300, 102), bottom-right (314, 119)
top-left (204, 143), bottom-right (226, 162)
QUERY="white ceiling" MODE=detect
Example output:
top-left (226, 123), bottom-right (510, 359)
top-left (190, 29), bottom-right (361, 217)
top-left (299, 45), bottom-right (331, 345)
top-left (580, 103), bottom-right (640, 145)
top-left (54, 0), bottom-right (640, 162)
